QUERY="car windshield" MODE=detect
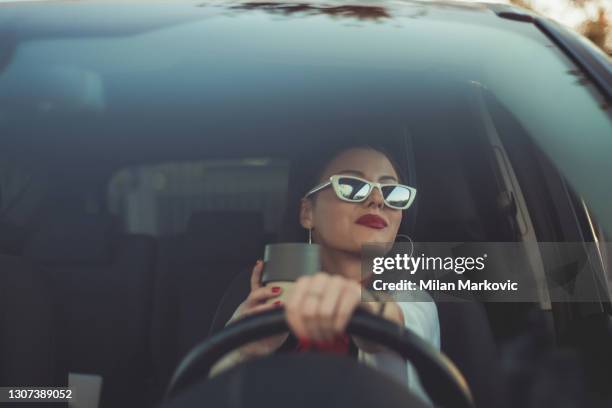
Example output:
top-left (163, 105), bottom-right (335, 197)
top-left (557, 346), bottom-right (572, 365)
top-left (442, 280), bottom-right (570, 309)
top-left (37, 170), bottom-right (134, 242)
top-left (1, 2), bottom-right (610, 229)
top-left (0, 2), bottom-right (611, 408)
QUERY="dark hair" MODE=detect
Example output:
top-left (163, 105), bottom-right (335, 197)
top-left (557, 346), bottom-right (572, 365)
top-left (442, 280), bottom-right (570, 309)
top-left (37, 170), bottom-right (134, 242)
top-left (304, 144), bottom-right (405, 197)
top-left (279, 137), bottom-right (414, 242)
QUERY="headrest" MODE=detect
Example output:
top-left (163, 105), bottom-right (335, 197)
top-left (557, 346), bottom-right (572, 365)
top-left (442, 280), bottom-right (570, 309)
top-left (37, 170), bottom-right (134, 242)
top-left (413, 153), bottom-right (484, 241)
top-left (183, 211), bottom-right (264, 262)
top-left (24, 214), bottom-right (118, 264)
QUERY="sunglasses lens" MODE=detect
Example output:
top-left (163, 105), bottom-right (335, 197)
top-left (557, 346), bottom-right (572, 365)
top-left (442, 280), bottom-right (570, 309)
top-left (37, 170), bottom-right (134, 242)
top-left (336, 177), bottom-right (371, 201)
top-left (381, 185), bottom-right (413, 209)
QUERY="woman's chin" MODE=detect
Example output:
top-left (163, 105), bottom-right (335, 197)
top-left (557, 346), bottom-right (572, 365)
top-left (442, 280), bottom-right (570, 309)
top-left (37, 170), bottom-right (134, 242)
top-left (352, 228), bottom-right (395, 247)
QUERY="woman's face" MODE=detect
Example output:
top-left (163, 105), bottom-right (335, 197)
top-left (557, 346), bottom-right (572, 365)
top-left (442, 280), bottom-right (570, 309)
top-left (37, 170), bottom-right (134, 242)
top-left (300, 147), bottom-right (403, 254)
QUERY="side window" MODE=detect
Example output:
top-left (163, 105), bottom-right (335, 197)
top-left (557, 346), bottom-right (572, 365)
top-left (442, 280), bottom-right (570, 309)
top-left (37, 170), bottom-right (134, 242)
top-left (107, 159), bottom-right (289, 237)
top-left (480, 86), bottom-right (612, 311)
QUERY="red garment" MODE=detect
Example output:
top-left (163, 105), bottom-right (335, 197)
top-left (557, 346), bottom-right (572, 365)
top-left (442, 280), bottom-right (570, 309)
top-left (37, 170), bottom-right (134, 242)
top-left (292, 278), bottom-right (369, 355)
top-left (296, 335), bottom-right (350, 354)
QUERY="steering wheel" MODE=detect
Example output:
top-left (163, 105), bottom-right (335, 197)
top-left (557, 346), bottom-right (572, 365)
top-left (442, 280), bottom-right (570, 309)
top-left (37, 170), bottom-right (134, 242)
top-left (164, 308), bottom-right (473, 408)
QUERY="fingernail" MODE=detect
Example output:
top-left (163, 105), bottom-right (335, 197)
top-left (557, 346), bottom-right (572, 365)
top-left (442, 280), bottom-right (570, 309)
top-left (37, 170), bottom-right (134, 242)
top-left (271, 286), bottom-right (281, 293)
top-left (273, 300), bottom-right (282, 306)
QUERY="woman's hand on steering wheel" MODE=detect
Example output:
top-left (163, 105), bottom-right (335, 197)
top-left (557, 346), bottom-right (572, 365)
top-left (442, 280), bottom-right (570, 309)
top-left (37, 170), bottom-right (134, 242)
top-left (285, 272), bottom-right (378, 345)
top-left (230, 260), bottom-right (289, 357)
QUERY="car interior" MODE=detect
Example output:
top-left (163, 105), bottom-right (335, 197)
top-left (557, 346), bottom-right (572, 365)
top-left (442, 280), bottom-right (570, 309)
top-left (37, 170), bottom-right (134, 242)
top-left (1, 79), bottom-right (610, 408)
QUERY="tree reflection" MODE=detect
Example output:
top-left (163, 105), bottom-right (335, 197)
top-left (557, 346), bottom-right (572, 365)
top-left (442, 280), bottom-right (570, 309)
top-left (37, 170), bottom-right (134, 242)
top-left (230, 3), bottom-right (391, 21)
top-left (510, 0), bottom-right (611, 55)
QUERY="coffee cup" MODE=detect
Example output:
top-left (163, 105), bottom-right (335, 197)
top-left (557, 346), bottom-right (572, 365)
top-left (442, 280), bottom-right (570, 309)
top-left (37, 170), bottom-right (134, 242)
top-left (261, 243), bottom-right (321, 304)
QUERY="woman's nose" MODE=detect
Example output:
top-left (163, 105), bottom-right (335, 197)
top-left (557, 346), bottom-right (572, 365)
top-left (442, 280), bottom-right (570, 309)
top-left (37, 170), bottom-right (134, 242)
top-left (365, 187), bottom-right (385, 209)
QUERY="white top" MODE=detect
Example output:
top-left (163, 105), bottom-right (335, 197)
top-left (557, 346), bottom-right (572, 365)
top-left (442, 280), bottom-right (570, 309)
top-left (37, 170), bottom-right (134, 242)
top-left (359, 291), bottom-right (439, 406)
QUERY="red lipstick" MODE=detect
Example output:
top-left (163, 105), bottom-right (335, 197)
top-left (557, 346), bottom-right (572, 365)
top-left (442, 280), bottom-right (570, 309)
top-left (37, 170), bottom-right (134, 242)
top-left (355, 214), bottom-right (387, 229)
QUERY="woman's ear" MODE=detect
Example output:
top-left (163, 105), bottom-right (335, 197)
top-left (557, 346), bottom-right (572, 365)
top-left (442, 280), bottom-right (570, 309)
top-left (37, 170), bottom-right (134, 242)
top-left (299, 197), bottom-right (314, 230)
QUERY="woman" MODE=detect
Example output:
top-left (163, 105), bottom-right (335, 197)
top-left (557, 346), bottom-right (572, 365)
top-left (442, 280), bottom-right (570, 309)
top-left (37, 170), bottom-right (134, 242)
top-left (212, 143), bottom-right (439, 405)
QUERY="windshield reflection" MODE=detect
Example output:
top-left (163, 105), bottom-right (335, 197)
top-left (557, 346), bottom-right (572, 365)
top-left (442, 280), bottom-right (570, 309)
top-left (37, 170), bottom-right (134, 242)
top-left (229, 3), bottom-right (392, 21)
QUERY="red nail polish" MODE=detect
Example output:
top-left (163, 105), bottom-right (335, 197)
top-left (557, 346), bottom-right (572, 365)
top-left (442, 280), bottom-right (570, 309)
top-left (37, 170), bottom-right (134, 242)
top-left (273, 300), bottom-right (282, 306)
top-left (271, 286), bottom-right (281, 293)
